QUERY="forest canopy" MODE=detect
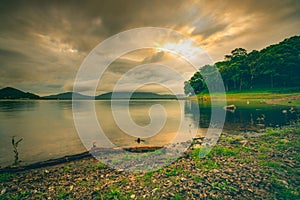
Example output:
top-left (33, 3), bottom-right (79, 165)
top-left (184, 36), bottom-right (300, 95)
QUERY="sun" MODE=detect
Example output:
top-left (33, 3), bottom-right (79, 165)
top-left (156, 39), bottom-right (204, 60)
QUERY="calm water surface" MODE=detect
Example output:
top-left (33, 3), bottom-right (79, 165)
top-left (0, 100), bottom-right (298, 167)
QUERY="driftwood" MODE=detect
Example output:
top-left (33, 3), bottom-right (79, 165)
top-left (122, 146), bottom-right (162, 153)
top-left (0, 151), bottom-right (91, 173)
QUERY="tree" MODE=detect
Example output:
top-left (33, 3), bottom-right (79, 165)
top-left (185, 36), bottom-right (300, 94)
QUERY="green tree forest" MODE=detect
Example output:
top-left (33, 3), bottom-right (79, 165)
top-left (184, 36), bottom-right (300, 95)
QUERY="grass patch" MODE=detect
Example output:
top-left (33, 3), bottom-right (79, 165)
top-left (271, 178), bottom-right (299, 199)
top-left (103, 188), bottom-right (123, 200)
top-left (258, 146), bottom-right (271, 153)
top-left (276, 100), bottom-right (300, 106)
top-left (190, 147), bottom-right (211, 159)
top-left (58, 187), bottom-right (71, 199)
top-left (172, 193), bottom-right (183, 200)
top-left (143, 171), bottom-right (153, 182)
top-left (64, 165), bottom-right (71, 171)
top-left (164, 167), bottom-right (184, 177)
top-left (259, 161), bottom-right (283, 170)
top-left (0, 173), bottom-right (11, 182)
top-left (210, 146), bottom-right (238, 157)
top-left (97, 162), bottom-right (106, 169)
top-left (192, 176), bottom-right (202, 182)
top-left (264, 128), bottom-right (282, 137)
top-left (211, 180), bottom-right (238, 192)
top-left (196, 159), bottom-right (220, 171)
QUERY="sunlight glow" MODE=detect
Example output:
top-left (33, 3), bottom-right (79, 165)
top-left (156, 39), bottom-right (204, 60)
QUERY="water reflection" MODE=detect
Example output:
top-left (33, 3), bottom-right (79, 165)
top-left (188, 100), bottom-right (299, 132)
top-left (0, 100), bottom-right (299, 167)
top-left (0, 100), bottom-right (85, 167)
top-left (75, 100), bottom-right (197, 149)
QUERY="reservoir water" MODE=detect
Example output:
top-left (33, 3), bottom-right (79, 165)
top-left (0, 100), bottom-right (298, 167)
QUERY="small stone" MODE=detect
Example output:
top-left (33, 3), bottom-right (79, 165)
top-left (278, 179), bottom-right (289, 187)
top-left (152, 188), bottom-right (158, 193)
top-left (180, 177), bottom-right (186, 181)
top-left (1, 188), bottom-right (6, 195)
top-left (130, 194), bottom-right (135, 199)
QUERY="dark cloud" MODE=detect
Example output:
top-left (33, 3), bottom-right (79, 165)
top-left (0, 48), bottom-right (28, 59)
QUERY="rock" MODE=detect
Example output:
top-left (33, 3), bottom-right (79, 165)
top-left (239, 139), bottom-right (248, 146)
top-left (152, 188), bottom-right (158, 193)
top-left (130, 194), bottom-right (136, 199)
top-left (1, 188), bottom-right (6, 195)
top-left (278, 179), bottom-right (289, 188)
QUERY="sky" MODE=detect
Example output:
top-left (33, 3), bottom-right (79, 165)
top-left (0, 0), bottom-right (299, 95)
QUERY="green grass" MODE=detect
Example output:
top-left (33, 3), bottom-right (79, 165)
top-left (97, 162), bottom-right (106, 169)
top-left (172, 193), bottom-right (183, 200)
top-left (64, 165), bottom-right (71, 171)
top-left (193, 89), bottom-right (300, 107)
top-left (58, 186), bottom-right (71, 199)
top-left (192, 176), bottom-right (202, 182)
top-left (259, 161), bottom-right (283, 170)
top-left (164, 167), bottom-right (184, 177)
top-left (271, 178), bottom-right (299, 199)
top-left (142, 171), bottom-right (153, 182)
top-left (196, 159), bottom-right (220, 171)
top-left (210, 146), bottom-right (238, 157)
top-left (275, 100), bottom-right (300, 106)
top-left (0, 173), bottom-right (11, 182)
top-left (211, 180), bottom-right (238, 192)
top-left (103, 188), bottom-right (123, 200)
top-left (190, 147), bottom-right (211, 159)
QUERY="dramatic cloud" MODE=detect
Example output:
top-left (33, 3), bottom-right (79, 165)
top-left (0, 0), bottom-right (299, 95)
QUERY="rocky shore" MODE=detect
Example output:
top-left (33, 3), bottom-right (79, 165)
top-left (0, 125), bottom-right (299, 199)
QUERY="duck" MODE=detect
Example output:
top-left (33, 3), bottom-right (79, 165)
top-left (135, 137), bottom-right (145, 144)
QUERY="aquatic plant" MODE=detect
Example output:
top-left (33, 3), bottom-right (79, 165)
top-left (11, 136), bottom-right (23, 165)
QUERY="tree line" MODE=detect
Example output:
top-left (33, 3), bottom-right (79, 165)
top-left (184, 36), bottom-right (300, 95)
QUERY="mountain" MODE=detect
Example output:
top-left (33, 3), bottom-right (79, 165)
top-left (0, 87), bottom-right (40, 99)
top-left (0, 87), bottom-right (178, 100)
top-left (42, 92), bottom-right (92, 100)
top-left (96, 92), bottom-right (177, 99)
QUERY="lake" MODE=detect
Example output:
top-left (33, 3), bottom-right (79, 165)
top-left (0, 100), bottom-right (299, 167)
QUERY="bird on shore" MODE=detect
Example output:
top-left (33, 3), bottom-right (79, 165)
top-left (135, 137), bottom-right (145, 144)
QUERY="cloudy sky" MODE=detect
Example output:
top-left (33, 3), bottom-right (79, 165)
top-left (0, 0), bottom-right (299, 95)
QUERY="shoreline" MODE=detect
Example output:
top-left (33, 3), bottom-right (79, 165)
top-left (0, 146), bottom-right (165, 173)
top-left (1, 125), bottom-right (299, 199)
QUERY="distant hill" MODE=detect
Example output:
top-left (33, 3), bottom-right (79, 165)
top-left (0, 87), bottom-right (40, 99)
top-left (96, 92), bottom-right (177, 99)
top-left (0, 87), bottom-right (178, 100)
top-left (42, 92), bottom-right (92, 100)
